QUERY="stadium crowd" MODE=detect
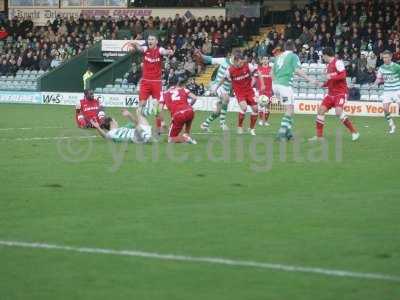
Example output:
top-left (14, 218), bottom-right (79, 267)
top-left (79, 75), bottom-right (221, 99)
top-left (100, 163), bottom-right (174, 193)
top-left (0, 12), bottom-right (256, 89)
top-left (246, 0), bottom-right (400, 85)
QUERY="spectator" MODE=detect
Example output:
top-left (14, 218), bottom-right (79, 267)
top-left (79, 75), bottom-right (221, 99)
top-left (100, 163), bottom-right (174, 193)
top-left (0, 26), bottom-right (8, 40)
top-left (39, 54), bottom-right (51, 71)
top-left (186, 77), bottom-right (204, 96)
top-left (299, 44), bottom-right (310, 63)
top-left (82, 66), bottom-right (94, 89)
top-left (127, 62), bottom-right (141, 85)
top-left (21, 51), bottom-right (34, 70)
top-left (348, 84), bottom-right (361, 100)
top-left (0, 59), bottom-right (9, 75)
top-left (50, 54), bottom-right (62, 69)
top-left (183, 56), bottom-right (196, 77)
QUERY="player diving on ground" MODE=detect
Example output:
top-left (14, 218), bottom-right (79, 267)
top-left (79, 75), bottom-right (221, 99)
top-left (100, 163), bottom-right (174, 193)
top-left (91, 109), bottom-right (152, 144)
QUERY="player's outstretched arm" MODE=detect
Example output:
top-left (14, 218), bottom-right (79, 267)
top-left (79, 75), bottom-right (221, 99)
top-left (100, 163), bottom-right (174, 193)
top-left (194, 49), bottom-right (224, 65)
top-left (188, 92), bottom-right (197, 106)
top-left (160, 47), bottom-right (174, 56)
top-left (128, 41), bottom-right (144, 53)
top-left (90, 119), bottom-right (108, 139)
top-left (122, 109), bottom-right (138, 124)
top-left (296, 68), bottom-right (320, 86)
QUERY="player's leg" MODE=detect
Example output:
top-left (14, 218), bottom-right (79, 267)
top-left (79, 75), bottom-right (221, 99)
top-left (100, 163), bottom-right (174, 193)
top-left (310, 95), bottom-right (331, 141)
top-left (76, 112), bottom-right (87, 128)
top-left (247, 92), bottom-right (258, 136)
top-left (138, 80), bottom-right (151, 116)
top-left (237, 100), bottom-right (247, 134)
top-left (382, 92), bottom-right (396, 133)
top-left (276, 85), bottom-right (295, 140)
top-left (97, 110), bottom-right (106, 125)
top-left (309, 105), bottom-right (328, 141)
top-left (132, 109), bottom-right (153, 142)
top-left (168, 116), bottom-right (185, 143)
top-left (335, 106), bottom-right (359, 141)
top-left (219, 92), bottom-right (230, 130)
top-left (183, 110), bottom-right (197, 144)
top-left (201, 100), bottom-right (222, 131)
top-left (151, 81), bottom-right (165, 134)
top-left (264, 100), bottom-right (271, 125)
top-left (258, 104), bottom-right (266, 126)
top-left (249, 104), bottom-right (258, 136)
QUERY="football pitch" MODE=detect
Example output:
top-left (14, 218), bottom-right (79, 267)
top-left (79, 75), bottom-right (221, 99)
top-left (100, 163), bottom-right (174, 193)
top-left (1, 104), bottom-right (399, 300)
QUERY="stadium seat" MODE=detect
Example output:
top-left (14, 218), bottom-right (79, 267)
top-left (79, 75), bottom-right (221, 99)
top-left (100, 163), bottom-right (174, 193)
top-left (361, 94), bottom-right (369, 101)
top-left (369, 94), bottom-right (379, 101)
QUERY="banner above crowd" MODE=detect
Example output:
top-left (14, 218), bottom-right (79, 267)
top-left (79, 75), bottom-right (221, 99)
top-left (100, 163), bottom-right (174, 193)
top-left (8, 7), bottom-right (226, 25)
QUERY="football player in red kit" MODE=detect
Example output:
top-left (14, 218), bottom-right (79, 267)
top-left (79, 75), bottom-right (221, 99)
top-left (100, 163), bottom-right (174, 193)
top-left (309, 47), bottom-right (360, 141)
top-left (160, 77), bottom-right (197, 144)
top-left (128, 35), bottom-right (173, 134)
top-left (75, 89), bottom-right (105, 128)
top-left (255, 56), bottom-right (273, 126)
top-left (216, 50), bottom-right (265, 135)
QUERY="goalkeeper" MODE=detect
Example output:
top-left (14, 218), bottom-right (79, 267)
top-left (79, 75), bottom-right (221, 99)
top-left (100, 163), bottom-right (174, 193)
top-left (194, 49), bottom-right (233, 132)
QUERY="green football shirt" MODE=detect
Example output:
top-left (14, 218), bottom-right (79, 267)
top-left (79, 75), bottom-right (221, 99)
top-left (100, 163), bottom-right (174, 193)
top-left (272, 51), bottom-right (301, 87)
top-left (377, 62), bottom-right (400, 91)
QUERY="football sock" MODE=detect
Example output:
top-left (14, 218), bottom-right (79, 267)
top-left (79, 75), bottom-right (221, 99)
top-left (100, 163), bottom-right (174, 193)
top-left (385, 112), bottom-right (394, 127)
top-left (219, 103), bottom-right (228, 126)
top-left (250, 113), bottom-right (257, 129)
top-left (278, 114), bottom-right (292, 137)
top-left (316, 115), bottom-right (325, 137)
top-left (265, 110), bottom-right (270, 122)
top-left (340, 113), bottom-right (357, 133)
top-left (204, 112), bottom-right (219, 126)
top-left (238, 112), bottom-right (245, 128)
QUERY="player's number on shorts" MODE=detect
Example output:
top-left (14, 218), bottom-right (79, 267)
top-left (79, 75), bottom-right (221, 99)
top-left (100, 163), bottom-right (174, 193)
top-left (339, 98), bottom-right (345, 105)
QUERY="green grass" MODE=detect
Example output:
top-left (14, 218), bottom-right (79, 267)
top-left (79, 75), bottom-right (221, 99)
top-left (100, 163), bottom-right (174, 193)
top-left (1, 104), bottom-right (400, 300)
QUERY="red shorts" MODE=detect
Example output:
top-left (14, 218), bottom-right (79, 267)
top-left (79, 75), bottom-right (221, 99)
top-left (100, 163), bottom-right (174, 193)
top-left (76, 112), bottom-right (105, 128)
top-left (169, 109), bottom-right (194, 137)
top-left (139, 79), bottom-right (162, 102)
top-left (321, 94), bottom-right (347, 110)
top-left (235, 89), bottom-right (257, 106)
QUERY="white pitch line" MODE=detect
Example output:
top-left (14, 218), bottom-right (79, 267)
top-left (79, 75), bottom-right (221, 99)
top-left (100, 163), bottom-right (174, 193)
top-left (0, 132), bottom-right (221, 142)
top-left (0, 135), bottom-right (99, 142)
top-left (0, 240), bottom-right (399, 283)
top-left (0, 126), bottom-right (64, 131)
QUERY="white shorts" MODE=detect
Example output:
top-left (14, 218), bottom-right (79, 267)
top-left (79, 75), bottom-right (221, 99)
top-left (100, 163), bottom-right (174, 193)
top-left (272, 84), bottom-right (294, 105)
top-left (133, 125), bottom-right (152, 143)
top-left (211, 83), bottom-right (229, 99)
top-left (382, 90), bottom-right (400, 104)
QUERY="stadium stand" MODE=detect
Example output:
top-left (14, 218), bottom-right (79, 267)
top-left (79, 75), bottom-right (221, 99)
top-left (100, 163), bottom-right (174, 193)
top-left (0, 13), bottom-right (255, 92)
top-left (242, 0), bottom-right (400, 100)
top-left (1, 0), bottom-right (399, 100)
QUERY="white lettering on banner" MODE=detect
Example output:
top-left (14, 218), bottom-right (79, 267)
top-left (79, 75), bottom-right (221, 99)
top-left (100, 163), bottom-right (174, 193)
top-left (8, 8), bottom-right (225, 26)
top-left (0, 92), bottom-right (398, 117)
top-left (0, 92), bottom-right (41, 104)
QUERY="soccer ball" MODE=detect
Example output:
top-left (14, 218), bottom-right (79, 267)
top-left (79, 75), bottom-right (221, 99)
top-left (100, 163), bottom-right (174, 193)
top-left (258, 95), bottom-right (269, 107)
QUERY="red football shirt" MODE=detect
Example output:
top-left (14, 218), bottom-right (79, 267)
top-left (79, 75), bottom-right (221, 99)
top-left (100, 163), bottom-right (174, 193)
top-left (256, 65), bottom-right (272, 96)
top-left (142, 46), bottom-right (165, 81)
top-left (78, 98), bottom-right (101, 119)
top-left (323, 58), bottom-right (348, 96)
top-left (226, 63), bottom-right (257, 96)
top-left (161, 87), bottom-right (192, 116)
